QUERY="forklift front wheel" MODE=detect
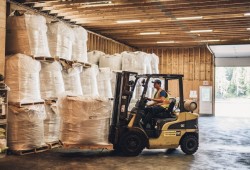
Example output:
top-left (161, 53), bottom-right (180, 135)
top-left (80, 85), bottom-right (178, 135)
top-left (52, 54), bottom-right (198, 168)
top-left (119, 131), bottom-right (146, 156)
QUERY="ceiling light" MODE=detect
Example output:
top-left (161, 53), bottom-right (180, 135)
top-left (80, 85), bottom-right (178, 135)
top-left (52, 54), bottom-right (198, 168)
top-left (244, 13), bottom-right (250, 16)
top-left (176, 16), bottom-right (203, 20)
top-left (80, 1), bottom-right (112, 6)
top-left (247, 28), bottom-right (250, 30)
top-left (139, 32), bottom-right (160, 35)
top-left (190, 30), bottom-right (213, 33)
top-left (116, 20), bottom-right (141, 24)
top-left (199, 40), bottom-right (220, 42)
top-left (157, 41), bottom-right (175, 44)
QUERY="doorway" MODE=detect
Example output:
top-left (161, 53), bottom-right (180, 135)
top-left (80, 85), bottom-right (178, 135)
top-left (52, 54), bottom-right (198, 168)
top-left (215, 67), bottom-right (250, 117)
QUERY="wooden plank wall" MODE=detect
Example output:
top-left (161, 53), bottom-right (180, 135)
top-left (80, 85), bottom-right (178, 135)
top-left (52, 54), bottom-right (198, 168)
top-left (87, 32), bottom-right (135, 54)
top-left (141, 46), bottom-right (214, 112)
top-left (0, 0), bottom-right (6, 75)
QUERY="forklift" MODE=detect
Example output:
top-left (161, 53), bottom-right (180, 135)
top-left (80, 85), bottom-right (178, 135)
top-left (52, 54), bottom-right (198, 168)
top-left (109, 71), bottom-right (199, 156)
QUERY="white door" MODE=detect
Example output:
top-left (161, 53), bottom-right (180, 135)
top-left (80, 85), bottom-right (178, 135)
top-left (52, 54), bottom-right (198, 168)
top-left (199, 86), bottom-right (213, 115)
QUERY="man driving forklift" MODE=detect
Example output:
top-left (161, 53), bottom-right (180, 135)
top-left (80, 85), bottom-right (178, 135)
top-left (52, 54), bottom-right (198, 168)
top-left (109, 72), bottom-right (199, 156)
top-left (142, 79), bottom-right (170, 126)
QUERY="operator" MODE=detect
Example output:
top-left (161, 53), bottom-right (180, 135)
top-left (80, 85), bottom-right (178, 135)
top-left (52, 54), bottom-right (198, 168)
top-left (142, 79), bottom-right (170, 125)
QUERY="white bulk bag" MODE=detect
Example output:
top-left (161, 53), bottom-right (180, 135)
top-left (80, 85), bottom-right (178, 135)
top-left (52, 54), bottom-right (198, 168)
top-left (44, 103), bottom-right (61, 143)
top-left (151, 53), bottom-right (160, 74)
top-left (6, 13), bottom-right (51, 57)
top-left (97, 68), bottom-right (113, 98)
top-left (5, 54), bottom-right (42, 103)
top-left (40, 61), bottom-right (65, 99)
top-left (8, 105), bottom-right (46, 150)
top-left (99, 54), bottom-right (122, 70)
top-left (121, 51), bottom-right (151, 74)
top-left (72, 26), bottom-right (88, 62)
top-left (57, 95), bottom-right (111, 145)
top-left (80, 65), bottom-right (99, 97)
top-left (47, 22), bottom-right (74, 60)
top-left (63, 66), bottom-right (83, 96)
top-left (87, 50), bottom-right (105, 65)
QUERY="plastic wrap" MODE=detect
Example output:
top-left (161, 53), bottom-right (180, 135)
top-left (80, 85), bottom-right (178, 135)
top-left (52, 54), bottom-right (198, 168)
top-left (121, 51), bottom-right (152, 74)
top-left (7, 105), bottom-right (46, 150)
top-left (57, 95), bottom-right (111, 145)
top-left (6, 13), bottom-right (51, 57)
top-left (63, 66), bottom-right (83, 96)
top-left (99, 54), bottom-right (122, 70)
top-left (72, 26), bottom-right (88, 62)
top-left (151, 53), bottom-right (160, 74)
top-left (40, 61), bottom-right (65, 99)
top-left (5, 54), bottom-right (43, 103)
top-left (47, 22), bottom-right (74, 60)
top-left (80, 65), bottom-right (99, 96)
top-left (111, 70), bottom-right (122, 96)
top-left (44, 103), bottom-right (60, 143)
top-left (97, 68), bottom-right (113, 98)
top-left (87, 50), bottom-right (105, 65)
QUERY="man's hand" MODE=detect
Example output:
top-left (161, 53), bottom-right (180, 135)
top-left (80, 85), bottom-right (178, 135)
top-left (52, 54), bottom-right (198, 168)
top-left (146, 97), bottom-right (152, 101)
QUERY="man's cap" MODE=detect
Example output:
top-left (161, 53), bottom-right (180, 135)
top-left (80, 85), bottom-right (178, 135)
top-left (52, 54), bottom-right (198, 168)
top-left (152, 79), bottom-right (161, 84)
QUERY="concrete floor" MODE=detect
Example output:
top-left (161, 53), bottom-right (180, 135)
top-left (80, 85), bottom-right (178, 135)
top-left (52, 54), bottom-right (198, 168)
top-left (215, 98), bottom-right (250, 117)
top-left (0, 117), bottom-right (250, 170)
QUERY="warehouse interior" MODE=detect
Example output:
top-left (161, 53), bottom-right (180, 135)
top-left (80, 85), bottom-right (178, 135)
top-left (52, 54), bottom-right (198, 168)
top-left (0, 0), bottom-right (250, 169)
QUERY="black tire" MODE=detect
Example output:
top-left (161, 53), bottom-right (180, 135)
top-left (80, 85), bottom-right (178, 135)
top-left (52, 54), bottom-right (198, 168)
top-left (180, 134), bottom-right (199, 155)
top-left (119, 131), bottom-right (146, 156)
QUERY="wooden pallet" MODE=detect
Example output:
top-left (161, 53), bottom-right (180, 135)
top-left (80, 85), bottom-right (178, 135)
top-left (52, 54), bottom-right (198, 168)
top-left (45, 98), bottom-right (58, 105)
top-left (9, 101), bottom-right (45, 107)
top-left (34, 56), bottom-right (59, 62)
top-left (62, 143), bottom-right (113, 150)
top-left (74, 61), bottom-right (91, 68)
top-left (46, 140), bottom-right (63, 149)
top-left (10, 145), bottom-right (50, 155)
top-left (60, 58), bottom-right (92, 69)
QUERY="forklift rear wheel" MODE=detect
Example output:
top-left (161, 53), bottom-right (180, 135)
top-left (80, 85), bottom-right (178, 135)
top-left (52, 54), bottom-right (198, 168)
top-left (119, 131), bottom-right (146, 156)
top-left (180, 134), bottom-right (198, 155)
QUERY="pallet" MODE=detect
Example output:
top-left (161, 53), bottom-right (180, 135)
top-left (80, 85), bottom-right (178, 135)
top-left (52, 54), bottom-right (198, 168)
top-left (45, 98), bottom-right (58, 105)
top-left (9, 101), bottom-right (45, 107)
top-left (10, 145), bottom-right (50, 155)
top-left (46, 140), bottom-right (63, 149)
top-left (73, 61), bottom-right (91, 68)
top-left (34, 56), bottom-right (59, 62)
top-left (62, 143), bottom-right (113, 150)
top-left (60, 58), bottom-right (92, 69)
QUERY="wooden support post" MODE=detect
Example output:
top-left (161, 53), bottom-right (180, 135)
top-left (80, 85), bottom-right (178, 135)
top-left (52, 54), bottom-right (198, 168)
top-left (0, 0), bottom-right (6, 75)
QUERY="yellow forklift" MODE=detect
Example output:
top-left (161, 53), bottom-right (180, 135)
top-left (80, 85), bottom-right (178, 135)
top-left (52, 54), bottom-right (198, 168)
top-left (109, 71), bottom-right (199, 156)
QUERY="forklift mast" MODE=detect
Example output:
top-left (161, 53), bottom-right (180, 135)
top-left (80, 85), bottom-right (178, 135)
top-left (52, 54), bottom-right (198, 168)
top-left (109, 71), bottom-right (137, 143)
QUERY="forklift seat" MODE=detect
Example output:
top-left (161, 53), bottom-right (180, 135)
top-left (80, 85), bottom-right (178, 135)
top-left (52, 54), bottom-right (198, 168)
top-left (152, 100), bottom-right (177, 129)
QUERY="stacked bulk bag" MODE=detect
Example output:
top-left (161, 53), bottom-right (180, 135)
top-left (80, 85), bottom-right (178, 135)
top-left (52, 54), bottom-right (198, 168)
top-left (80, 65), bottom-right (99, 97)
top-left (40, 61), bottom-right (65, 99)
top-left (5, 53), bottom-right (42, 103)
top-left (6, 13), bottom-right (51, 57)
top-left (47, 22), bottom-right (74, 60)
top-left (62, 66), bottom-right (83, 96)
top-left (111, 70), bottom-right (122, 95)
top-left (151, 53), bottom-right (159, 74)
top-left (72, 26), bottom-right (88, 62)
top-left (7, 105), bottom-right (46, 150)
top-left (97, 68), bottom-right (113, 98)
top-left (58, 96), bottom-right (111, 145)
top-left (44, 103), bottom-right (60, 143)
top-left (99, 54), bottom-right (122, 70)
top-left (121, 51), bottom-right (152, 74)
top-left (87, 50), bottom-right (105, 65)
